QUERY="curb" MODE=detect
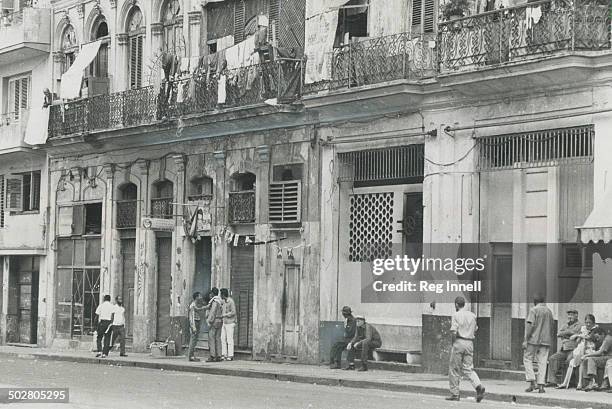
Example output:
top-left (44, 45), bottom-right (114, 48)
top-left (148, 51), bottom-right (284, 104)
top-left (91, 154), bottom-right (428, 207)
top-left (1, 351), bottom-right (609, 409)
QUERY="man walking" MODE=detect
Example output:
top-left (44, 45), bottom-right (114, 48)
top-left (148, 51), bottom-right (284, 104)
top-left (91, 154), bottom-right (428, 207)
top-left (95, 295), bottom-right (114, 358)
top-left (187, 292), bottom-right (204, 362)
top-left (207, 287), bottom-right (224, 362)
top-left (523, 294), bottom-right (554, 393)
top-left (330, 306), bottom-right (356, 369)
top-left (109, 296), bottom-right (127, 357)
top-left (220, 288), bottom-right (236, 361)
top-left (546, 309), bottom-right (580, 387)
top-left (346, 316), bottom-right (381, 371)
top-left (446, 296), bottom-right (485, 402)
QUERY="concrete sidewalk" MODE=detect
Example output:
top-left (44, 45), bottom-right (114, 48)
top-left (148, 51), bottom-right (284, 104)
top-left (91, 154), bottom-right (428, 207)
top-left (0, 345), bottom-right (610, 409)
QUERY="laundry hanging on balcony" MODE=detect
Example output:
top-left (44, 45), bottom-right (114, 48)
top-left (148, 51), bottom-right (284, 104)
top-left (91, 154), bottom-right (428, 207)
top-left (24, 94), bottom-right (50, 145)
top-left (304, 0), bottom-right (350, 84)
top-left (60, 40), bottom-right (102, 100)
top-left (576, 187), bottom-right (612, 244)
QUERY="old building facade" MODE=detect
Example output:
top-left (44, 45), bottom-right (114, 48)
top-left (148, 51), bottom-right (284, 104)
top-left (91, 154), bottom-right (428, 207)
top-left (1, 0), bottom-right (611, 373)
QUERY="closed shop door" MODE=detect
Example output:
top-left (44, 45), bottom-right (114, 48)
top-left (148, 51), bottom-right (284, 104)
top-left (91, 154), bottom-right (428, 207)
top-left (121, 239), bottom-right (136, 338)
top-left (156, 237), bottom-right (172, 341)
top-left (230, 246), bottom-right (254, 349)
top-left (281, 264), bottom-right (300, 357)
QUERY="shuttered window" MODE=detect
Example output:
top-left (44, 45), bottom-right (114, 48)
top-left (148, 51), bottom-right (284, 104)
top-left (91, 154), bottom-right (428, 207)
top-left (5, 171), bottom-right (41, 212)
top-left (411, 0), bottom-right (436, 34)
top-left (269, 180), bottom-right (301, 223)
top-left (8, 75), bottom-right (30, 121)
top-left (0, 175), bottom-right (4, 228)
top-left (268, 0), bottom-right (280, 42)
top-left (234, 0), bottom-right (246, 44)
top-left (128, 7), bottom-right (145, 89)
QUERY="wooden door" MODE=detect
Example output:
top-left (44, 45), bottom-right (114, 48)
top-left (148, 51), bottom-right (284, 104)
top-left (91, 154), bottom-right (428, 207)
top-left (230, 246), bottom-right (254, 349)
top-left (18, 270), bottom-right (38, 344)
top-left (491, 255), bottom-right (512, 360)
top-left (121, 239), bottom-right (136, 338)
top-left (281, 264), bottom-right (300, 358)
top-left (156, 237), bottom-right (172, 341)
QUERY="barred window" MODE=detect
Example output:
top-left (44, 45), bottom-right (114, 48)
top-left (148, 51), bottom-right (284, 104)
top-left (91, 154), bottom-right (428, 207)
top-left (349, 193), bottom-right (394, 262)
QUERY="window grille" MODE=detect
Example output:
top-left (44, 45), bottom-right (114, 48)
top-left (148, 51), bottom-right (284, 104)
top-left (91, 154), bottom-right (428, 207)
top-left (269, 180), bottom-right (301, 223)
top-left (478, 125), bottom-right (594, 171)
top-left (338, 145), bottom-right (425, 183)
top-left (349, 193), bottom-right (394, 262)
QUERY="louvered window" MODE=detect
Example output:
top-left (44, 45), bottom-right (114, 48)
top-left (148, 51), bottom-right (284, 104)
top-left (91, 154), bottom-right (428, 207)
top-left (128, 7), bottom-right (145, 89)
top-left (411, 0), bottom-right (436, 34)
top-left (268, 0), bottom-right (280, 42)
top-left (234, 0), bottom-right (246, 44)
top-left (0, 175), bottom-right (4, 228)
top-left (338, 145), bottom-right (425, 184)
top-left (8, 75), bottom-right (30, 121)
top-left (5, 171), bottom-right (41, 213)
top-left (269, 180), bottom-right (301, 223)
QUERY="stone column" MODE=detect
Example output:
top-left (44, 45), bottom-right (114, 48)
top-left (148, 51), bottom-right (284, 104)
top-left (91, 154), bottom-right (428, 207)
top-left (102, 164), bottom-right (116, 298)
top-left (187, 11), bottom-right (201, 58)
top-left (170, 155), bottom-right (187, 354)
top-left (1, 257), bottom-right (9, 344)
top-left (116, 33), bottom-right (129, 91)
top-left (213, 151), bottom-right (226, 288)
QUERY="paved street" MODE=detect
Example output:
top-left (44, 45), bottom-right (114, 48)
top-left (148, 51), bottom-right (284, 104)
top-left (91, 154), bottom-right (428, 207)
top-left (0, 356), bottom-right (545, 409)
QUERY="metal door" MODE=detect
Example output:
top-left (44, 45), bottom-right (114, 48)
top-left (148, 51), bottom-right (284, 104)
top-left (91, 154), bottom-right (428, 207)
top-left (156, 237), bottom-right (172, 341)
top-left (230, 245), bottom-right (254, 349)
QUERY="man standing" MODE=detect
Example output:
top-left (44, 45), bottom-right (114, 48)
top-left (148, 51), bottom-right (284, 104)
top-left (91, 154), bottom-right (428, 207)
top-left (523, 294), bottom-right (554, 393)
top-left (109, 296), bottom-right (127, 357)
top-left (330, 306), bottom-right (356, 369)
top-left (95, 295), bottom-right (114, 358)
top-left (346, 316), bottom-right (381, 372)
top-left (207, 287), bottom-right (224, 362)
top-left (580, 327), bottom-right (612, 391)
top-left (187, 292), bottom-right (204, 362)
top-left (446, 296), bottom-right (485, 402)
top-left (546, 309), bottom-right (581, 387)
top-left (220, 288), bottom-right (236, 361)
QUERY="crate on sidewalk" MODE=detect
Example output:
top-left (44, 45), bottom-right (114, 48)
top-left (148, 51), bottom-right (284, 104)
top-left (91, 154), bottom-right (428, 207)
top-left (150, 342), bottom-right (168, 357)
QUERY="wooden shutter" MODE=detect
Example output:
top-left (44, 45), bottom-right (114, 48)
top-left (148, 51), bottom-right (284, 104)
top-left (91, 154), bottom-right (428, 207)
top-left (234, 0), bottom-right (245, 44)
top-left (269, 181), bottom-right (301, 223)
top-left (72, 204), bottom-right (85, 235)
top-left (31, 171), bottom-right (41, 211)
top-left (129, 36), bottom-right (143, 88)
top-left (6, 175), bottom-right (23, 212)
top-left (411, 0), bottom-right (422, 28)
top-left (423, 0), bottom-right (435, 33)
top-left (0, 175), bottom-right (4, 228)
top-left (411, 0), bottom-right (436, 34)
top-left (268, 0), bottom-right (280, 43)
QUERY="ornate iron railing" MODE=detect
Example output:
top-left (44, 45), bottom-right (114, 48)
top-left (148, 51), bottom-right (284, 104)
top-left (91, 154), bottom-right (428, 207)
top-left (48, 59), bottom-right (303, 139)
top-left (151, 197), bottom-right (174, 219)
top-left (438, 0), bottom-right (611, 73)
top-left (228, 190), bottom-right (256, 224)
top-left (116, 200), bottom-right (138, 228)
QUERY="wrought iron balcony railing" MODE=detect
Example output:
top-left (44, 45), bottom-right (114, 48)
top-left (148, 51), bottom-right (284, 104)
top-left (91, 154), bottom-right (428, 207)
top-left (151, 197), bottom-right (174, 219)
top-left (228, 190), bottom-right (256, 224)
top-left (48, 59), bottom-right (303, 139)
top-left (437, 0), bottom-right (611, 73)
top-left (116, 199), bottom-right (138, 229)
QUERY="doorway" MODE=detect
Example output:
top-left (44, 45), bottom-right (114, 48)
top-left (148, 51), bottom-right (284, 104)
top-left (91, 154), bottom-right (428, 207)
top-left (230, 245), bottom-right (254, 349)
top-left (281, 264), bottom-right (301, 358)
top-left (491, 253), bottom-right (512, 360)
top-left (156, 237), bottom-right (172, 341)
top-left (121, 239), bottom-right (136, 338)
top-left (193, 238), bottom-right (212, 342)
top-left (9, 256), bottom-right (39, 344)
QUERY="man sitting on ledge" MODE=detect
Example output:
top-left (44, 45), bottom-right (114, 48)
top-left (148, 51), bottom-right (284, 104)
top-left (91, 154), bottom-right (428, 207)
top-left (346, 316), bottom-right (382, 372)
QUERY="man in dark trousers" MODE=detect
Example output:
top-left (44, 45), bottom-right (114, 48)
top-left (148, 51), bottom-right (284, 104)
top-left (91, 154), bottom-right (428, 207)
top-left (94, 295), bottom-right (114, 358)
top-left (346, 316), bottom-right (381, 371)
top-left (207, 287), bottom-right (224, 362)
top-left (546, 309), bottom-right (581, 387)
top-left (446, 296), bottom-right (485, 402)
top-left (329, 306), bottom-right (356, 369)
top-left (523, 294), bottom-right (554, 393)
top-left (187, 292), bottom-right (205, 362)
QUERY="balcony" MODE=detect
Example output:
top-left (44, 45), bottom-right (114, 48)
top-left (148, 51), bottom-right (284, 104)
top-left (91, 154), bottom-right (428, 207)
top-left (116, 200), bottom-right (138, 229)
top-left (0, 110), bottom-right (33, 154)
top-left (0, 7), bottom-right (51, 65)
top-left (228, 190), bottom-right (256, 224)
top-left (151, 197), bottom-right (174, 220)
top-left (48, 59), bottom-right (303, 139)
top-left (437, 0), bottom-right (611, 74)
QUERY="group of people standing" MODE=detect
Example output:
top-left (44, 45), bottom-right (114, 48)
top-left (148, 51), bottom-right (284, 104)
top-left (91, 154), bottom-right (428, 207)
top-left (94, 295), bottom-right (127, 358)
top-left (187, 287), bottom-right (237, 363)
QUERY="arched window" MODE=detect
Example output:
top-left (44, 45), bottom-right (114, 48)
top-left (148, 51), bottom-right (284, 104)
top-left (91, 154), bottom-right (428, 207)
top-left (127, 7), bottom-right (145, 89)
top-left (117, 183), bottom-right (138, 229)
top-left (189, 176), bottom-right (213, 201)
top-left (61, 25), bottom-right (77, 74)
top-left (151, 180), bottom-right (174, 219)
top-left (229, 172), bottom-right (255, 224)
top-left (162, 0), bottom-right (183, 55)
top-left (90, 17), bottom-right (109, 78)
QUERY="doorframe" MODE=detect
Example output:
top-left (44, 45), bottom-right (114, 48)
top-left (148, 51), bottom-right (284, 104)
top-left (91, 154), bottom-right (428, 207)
top-left (489, 243), bottom-right (512, 361)
top-left (281, 263), bottom-right (301, 358)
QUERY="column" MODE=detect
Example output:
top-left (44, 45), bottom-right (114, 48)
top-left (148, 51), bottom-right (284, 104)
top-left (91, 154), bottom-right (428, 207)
top-left (188, 11), bottom-right (201, 58)
top-left (116, 33), bottom-right (128, 91)
top-left (213, 151), bottom-right (226, 288)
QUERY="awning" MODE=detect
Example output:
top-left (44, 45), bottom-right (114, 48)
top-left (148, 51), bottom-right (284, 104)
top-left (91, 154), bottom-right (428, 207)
top-left (577, 187), bottom-right (612, 244)
top-left (60, 40), bottom-right (102, 100)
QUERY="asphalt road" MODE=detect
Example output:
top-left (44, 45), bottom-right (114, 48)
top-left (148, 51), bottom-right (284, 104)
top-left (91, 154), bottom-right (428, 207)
top-left (0, 356), bottom-right (548, 409)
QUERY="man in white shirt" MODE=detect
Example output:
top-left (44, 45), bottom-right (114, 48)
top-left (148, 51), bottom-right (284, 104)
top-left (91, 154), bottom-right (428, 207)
top-left (111, 296), bottom-right (127, 357)
top-left (95, 295), bottom-right (114, 358)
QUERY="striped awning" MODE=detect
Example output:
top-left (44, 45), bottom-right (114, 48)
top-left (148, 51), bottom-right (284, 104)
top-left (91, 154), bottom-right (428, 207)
top-left (577, 187), bottom-right (612, 244)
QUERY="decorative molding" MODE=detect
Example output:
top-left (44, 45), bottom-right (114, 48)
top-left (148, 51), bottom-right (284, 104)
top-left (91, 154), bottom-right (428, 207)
top-left (136, 159), bottom-right (150, 175)
top-left (59, 10), bottom-right (70, 26)
top-left (151, 22), bottom-right (163, 36)
top-left (213, 151), bottom-right (225, 168)
top-left (92, 0), bottom-right (103, 17)
top-left (173, 154), bottom-right (186, 173)
top-left (188, 11), bottom-right (201, 24)
top-left (53, 51), bottom-right (64, 63)
top-left (116, 33), bottom-right (128, 45)
top-left (110, 0), bottom-right (117, 9)
top-left (76, 3), bottom-right (85, 19)
top-left (256, 145), bottom-right (270, 162)
top-left (103, 164), bottom-right (115, 179)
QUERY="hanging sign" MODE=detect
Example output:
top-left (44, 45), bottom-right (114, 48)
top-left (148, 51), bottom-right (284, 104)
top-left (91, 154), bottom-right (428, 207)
top-left (142, 217), bottom-right (175, 231)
